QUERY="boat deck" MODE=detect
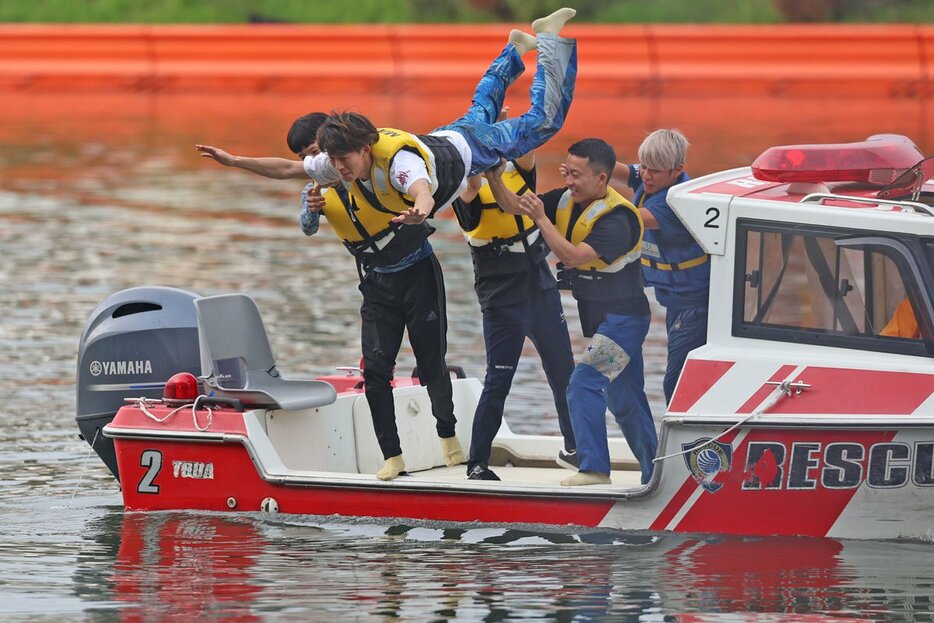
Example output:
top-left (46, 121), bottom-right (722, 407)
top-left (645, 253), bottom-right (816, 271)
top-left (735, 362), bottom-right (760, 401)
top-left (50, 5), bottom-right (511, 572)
top-left (404, 464), bottom-right (644, 491)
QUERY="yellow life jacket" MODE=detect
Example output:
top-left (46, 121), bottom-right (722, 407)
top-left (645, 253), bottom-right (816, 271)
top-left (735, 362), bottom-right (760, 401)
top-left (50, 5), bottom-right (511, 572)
top-left (352, 128), bottom-right (464, 216)
top-left (318, 182), bottom-right (433, 269)
top-left (321, 183), bottom-right (395, 242)
top-left (318, 185), bottom-right (369, 242)
top-left (554, 186), bottom-right (643, 273)
top-left (462, 162), bottom-right (536, 247)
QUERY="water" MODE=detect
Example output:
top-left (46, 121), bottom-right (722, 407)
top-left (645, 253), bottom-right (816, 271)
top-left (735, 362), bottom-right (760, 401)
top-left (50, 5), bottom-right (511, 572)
top-left (1, 91), bottom-right (933, 621)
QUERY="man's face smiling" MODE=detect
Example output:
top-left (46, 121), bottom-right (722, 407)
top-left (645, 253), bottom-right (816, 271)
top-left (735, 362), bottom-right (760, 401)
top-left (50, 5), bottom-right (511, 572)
top-left (562, 154), bottom-right (606, 205)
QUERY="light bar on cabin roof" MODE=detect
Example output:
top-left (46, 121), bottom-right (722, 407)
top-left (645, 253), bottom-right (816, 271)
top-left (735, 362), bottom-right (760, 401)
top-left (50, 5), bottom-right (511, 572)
top-left (752, 135), bottom-right (923, 185)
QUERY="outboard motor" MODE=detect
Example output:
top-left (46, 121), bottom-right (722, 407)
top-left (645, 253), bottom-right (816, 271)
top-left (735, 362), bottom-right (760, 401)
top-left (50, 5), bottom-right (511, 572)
top-left (76, 286), bottom-right (202, 481)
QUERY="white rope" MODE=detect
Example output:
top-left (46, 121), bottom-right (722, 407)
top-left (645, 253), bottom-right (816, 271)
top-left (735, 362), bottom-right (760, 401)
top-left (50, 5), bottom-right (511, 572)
top-left (191, 396), bottom-right (214, 432)
top-left (138, 396), bottom-right (214, 432)
top-left (652, 382), bottom-right (790, 463)
top-left (71, 426), bottom-right (101, 500)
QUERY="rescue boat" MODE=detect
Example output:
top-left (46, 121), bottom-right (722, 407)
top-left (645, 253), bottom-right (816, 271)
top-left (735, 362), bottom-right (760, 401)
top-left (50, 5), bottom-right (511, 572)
top-left (76, 135), bottom-right (934, 541)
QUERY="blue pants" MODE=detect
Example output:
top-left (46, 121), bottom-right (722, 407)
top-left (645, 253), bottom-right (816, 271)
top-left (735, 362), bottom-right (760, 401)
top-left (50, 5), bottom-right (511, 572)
top-left (437, 33), bottom-right (577, 176)
top-left (663, 306), bottom-right (708, 404)
top-left (469, 286), bottom-right (575, 466)
top-left (567, 314), bottom-right (657, 484)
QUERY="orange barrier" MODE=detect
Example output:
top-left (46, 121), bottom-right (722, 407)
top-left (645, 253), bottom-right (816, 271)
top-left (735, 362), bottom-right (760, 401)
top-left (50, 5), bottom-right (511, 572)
top-left (0, 24), bottom-right (931, 98)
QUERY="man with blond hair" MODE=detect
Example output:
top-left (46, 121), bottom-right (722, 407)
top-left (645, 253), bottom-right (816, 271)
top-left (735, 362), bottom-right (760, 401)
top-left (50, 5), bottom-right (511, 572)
top-left (615, 129), bottom-right (708, 404)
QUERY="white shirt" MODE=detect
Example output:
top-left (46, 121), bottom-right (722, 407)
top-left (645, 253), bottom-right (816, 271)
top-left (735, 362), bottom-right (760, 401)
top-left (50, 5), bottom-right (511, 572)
top-left (303, 130), bottom-right (471, 211)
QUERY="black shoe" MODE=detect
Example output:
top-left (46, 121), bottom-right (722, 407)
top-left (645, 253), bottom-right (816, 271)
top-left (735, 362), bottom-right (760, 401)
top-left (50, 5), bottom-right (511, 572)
top-left (466, 463), bottom-right (501, 481)
top-left (556, 449), bottom-right (579, 472)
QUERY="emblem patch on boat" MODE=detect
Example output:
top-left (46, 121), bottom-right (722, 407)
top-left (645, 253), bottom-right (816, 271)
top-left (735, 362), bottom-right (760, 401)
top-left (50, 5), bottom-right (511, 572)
top-left (172, 460), bottom-right (214, 480)
top-left (682, 438), bottom-right (733, 493)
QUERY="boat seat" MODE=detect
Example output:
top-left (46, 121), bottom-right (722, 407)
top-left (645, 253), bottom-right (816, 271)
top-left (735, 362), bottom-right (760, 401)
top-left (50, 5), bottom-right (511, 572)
top-left (193, 293), bottom-right (337, 411)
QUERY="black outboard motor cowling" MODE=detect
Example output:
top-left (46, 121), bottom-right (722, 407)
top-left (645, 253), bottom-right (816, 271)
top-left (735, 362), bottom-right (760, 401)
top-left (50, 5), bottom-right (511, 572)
top-left (76, 286), bottom-right (202, 481)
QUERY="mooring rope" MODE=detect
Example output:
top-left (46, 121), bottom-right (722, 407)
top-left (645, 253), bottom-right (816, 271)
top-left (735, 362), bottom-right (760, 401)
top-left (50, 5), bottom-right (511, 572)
top-left (651, 381), bottom-right (791, 463)
top-left (71, 426), bottom-right (101, 500)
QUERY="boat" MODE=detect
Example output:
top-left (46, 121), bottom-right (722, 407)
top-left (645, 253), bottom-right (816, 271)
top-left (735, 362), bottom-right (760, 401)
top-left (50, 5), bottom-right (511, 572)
top-left (76, 134), bottom-right (934, 541)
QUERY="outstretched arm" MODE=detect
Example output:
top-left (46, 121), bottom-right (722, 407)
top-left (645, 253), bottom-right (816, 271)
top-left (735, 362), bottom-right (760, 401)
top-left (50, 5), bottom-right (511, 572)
top-left (195, 144), bottom-right (307, 180)
top-left (516, 193), bottom-right (600, 269)
top-left (390, 179), bottom-right (435, 224)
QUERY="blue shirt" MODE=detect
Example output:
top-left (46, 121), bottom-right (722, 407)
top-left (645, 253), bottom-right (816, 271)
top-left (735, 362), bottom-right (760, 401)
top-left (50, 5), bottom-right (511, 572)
top-left (628, 165), bottom-right (709, 310)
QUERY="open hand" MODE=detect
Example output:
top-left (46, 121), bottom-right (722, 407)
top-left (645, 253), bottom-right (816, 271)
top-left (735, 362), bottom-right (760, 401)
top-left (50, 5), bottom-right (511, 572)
top-left (391, 205), bottom-right (430, 225)
top-left (195, 144), bottom-right (236, 166)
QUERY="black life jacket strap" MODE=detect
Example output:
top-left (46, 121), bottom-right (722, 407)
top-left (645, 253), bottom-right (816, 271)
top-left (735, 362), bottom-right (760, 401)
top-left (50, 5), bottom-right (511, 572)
top-left (352, 178), bottom-right (403, 216)
top-left (415, 135), bottom-right (466, 213)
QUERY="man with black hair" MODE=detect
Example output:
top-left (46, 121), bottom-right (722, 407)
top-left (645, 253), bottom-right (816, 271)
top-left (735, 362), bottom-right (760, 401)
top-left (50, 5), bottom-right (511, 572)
top-left (485, 138), bottom-right (657, 486)
top-left (195, 7), bottom-right (578, 481)
top-left (452, 110), bottom-right (576, 482)
top-left (196, 112), bottom-right (465, 482)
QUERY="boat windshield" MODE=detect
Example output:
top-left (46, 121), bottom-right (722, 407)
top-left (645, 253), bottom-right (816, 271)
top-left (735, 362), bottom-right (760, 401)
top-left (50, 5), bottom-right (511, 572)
top-left (736, 222), bottom-right (932, 355)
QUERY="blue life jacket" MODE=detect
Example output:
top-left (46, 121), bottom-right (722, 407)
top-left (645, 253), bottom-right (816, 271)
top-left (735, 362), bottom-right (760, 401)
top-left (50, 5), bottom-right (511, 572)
top-left (630, 167), bottom-right (709, 309)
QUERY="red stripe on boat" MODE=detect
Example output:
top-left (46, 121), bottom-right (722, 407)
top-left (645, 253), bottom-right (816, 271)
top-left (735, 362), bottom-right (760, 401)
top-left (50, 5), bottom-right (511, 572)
top-left (735, 364), bottom-right (798, 413)
top-left (668, 359), bottom-right (735, 413)
top-left (649, 429), bottom-right (744, 531)
top-left (767, 367), bottom-right (934, 415)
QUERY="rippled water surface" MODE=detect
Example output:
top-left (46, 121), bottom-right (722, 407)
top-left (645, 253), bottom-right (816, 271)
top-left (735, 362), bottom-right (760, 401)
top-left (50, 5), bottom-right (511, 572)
top-left (1, 91), bottom-right (933, 621)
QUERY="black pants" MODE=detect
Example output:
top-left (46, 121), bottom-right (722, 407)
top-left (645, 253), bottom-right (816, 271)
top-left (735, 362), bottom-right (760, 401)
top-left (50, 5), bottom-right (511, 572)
top-left (359, 254), bottom-right (456, 459)
top-left (468, 285), bottom-right (576, 468)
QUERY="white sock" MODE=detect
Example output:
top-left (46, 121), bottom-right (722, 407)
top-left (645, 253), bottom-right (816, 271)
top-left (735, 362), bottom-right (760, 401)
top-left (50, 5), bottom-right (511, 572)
top-left (376, 455), bottom-right (405, 480)
top-left (532, 7), bottom-right (577, 35)
top-left (508, 29), bottom-right (537, 55)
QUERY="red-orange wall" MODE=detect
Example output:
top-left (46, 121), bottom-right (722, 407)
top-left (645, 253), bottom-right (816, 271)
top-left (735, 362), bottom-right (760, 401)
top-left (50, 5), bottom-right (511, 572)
top-left (0, 23), bottom-right (930, 97)
top-left (2, 24), bottom-right (931, 176)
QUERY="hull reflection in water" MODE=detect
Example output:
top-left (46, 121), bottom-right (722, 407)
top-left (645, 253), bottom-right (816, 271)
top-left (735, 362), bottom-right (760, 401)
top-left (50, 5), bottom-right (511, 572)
top-left (88, 511), bottom-right (930, 621)
top-left (113, 513), bottom-right (265, 622)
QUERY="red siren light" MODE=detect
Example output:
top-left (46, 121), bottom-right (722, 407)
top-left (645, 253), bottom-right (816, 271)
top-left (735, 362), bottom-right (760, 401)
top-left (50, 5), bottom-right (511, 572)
top-left (163, 372), bottom-right (200, 404)
top-left (751, 135), bottom-right (923, 185)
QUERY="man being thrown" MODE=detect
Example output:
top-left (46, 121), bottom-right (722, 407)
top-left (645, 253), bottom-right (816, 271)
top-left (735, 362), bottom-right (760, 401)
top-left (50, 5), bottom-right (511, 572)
top-left (196, 112), bottom-right (461, 482)
top-left (302, 7), bottom-right (577, 226)
top-left (485, 139), bottom-right (657, 486)
top-left (194, 7), bottom-right (577, 481)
